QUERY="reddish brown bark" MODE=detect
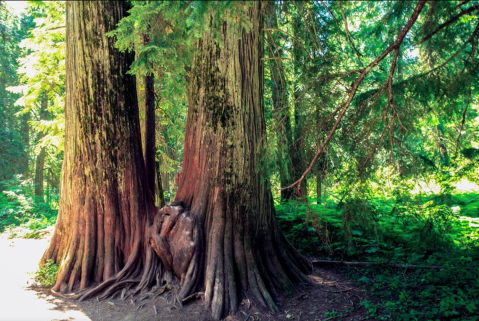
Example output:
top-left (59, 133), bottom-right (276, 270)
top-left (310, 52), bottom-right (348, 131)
top-left (43, 3), bottom-right (310, 320)
top-left (41, 0), bottom-right (156, 293)
top-left (174, 3), bottom-right (312, 319)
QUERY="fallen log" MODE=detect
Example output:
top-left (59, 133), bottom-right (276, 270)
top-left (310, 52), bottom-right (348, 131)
top-left (311, 260), bottom-right (475, 270)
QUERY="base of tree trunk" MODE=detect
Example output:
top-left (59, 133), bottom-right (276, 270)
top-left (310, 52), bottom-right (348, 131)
top-left (70, 201), bottom-right (312, 320)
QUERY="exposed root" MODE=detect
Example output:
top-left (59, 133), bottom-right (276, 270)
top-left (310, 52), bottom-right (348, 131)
top-left (69, 201), bottom-right (311, 320)
top-left (182, 292), bottom-right (204, 303)
top-left (98, 279), bottom-right (139, 301)
top-left (50, 288), bottom-right (67, 299)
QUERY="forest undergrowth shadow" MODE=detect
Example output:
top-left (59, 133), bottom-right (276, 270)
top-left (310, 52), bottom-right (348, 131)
top-left (275, 191), bottom-right (479, 320)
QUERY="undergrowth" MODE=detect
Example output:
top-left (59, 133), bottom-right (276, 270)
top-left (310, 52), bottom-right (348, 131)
top-left (0, 176), bottom-right (58, 237)
top-left (275, 192), bottom-right (479, 320)
top-left (35, 259), bottom-right (59, 287)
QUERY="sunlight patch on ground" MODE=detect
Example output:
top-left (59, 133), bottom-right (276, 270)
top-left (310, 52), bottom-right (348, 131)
top-left (0, 238), bottom-right (91, 321)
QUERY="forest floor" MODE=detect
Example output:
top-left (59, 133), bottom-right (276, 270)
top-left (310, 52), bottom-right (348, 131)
top-left (0, 230), bottom-right (374, 321)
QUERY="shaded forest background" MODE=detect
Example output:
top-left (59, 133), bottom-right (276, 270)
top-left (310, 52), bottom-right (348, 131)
top-left (1, 1), bottom-right (479, 319)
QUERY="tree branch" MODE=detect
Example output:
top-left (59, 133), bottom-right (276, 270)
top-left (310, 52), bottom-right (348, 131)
top-left (317, 0), bottom-right (342, 43)
top-left (454, 0), bottom-right (472, 11)
top-left (417, 4), bottom-right (479, 45)
top-left (282, 0), bottom-right (427, 192)
top-left (338, 3), bottom-right (363, 60)
top-left (47, 26), bottom-right (65, 32)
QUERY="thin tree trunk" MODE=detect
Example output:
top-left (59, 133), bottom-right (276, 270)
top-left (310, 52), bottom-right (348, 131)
top-left (292, 15), bottom-right (307, 197)
top-left (437, 124), bottom-right (450, 166)
top-left (266, 2), bottom-right (293, 201)
top-left (139, 34), bottom-right (164, 207)
top-left (162, 171), bottom-right (170, 201)
top-left (20, 112), bottom-right (30, 179)
top-left (34, 92), bottom-right (48, 197)
top-left (136, 43), bottom-right (146, 154)
top-left (174, 3), bottom-right (311, 319)
top-left (34, 148), bottom-right (46, 197)
top-left (316, 174), bottom-right (321, 204)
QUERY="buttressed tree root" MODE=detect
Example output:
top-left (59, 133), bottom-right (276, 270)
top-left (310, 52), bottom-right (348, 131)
top-left (76, 201), bottom-right (203, 306)
top-left (74, 199), bottom-right (311, 320)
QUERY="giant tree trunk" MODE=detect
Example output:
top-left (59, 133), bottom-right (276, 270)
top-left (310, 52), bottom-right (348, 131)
top-left (41, 1), bottom-right (156, 293)
top-left (42, 2), bottom-right (310, 319)
top-left (174, 3), bottom-right (311, 319)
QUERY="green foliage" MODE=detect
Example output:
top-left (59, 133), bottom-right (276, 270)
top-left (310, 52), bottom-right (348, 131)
top-left (275, 200), bottom-right (327, 254)
top-left (0, 2), bottom-right (32, 181)
top-left (35, 259), bottom-right (58, 287)
top-left (275, 189), bottom-right (479, 320)
top-left (1, 1), bottom-right (479, 318)
top-left (324, 310), bottom-right (343, 318)
top-left (8, 1), bottom-right (65, 157)
top-left (1, 1), bottom-right (64, 207)
top-left (0, 175), bottom-right (58, 235)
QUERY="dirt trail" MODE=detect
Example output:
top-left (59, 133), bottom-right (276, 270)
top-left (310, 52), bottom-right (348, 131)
top-left (0, 237), bottom-right (90, 321)
top-left (0, 235), bottom-right (371, 321)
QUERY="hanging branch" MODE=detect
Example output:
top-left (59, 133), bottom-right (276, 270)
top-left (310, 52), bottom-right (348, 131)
top-left (354, 48), bottom-right (398, 180)
top-left (338, 3), bottom-right (363, 61)
top-left (263, 28), bottom-right (314, 62)
top-left (282, 0), bottom-right (427, 193)
top-left (454, 0), bottom-right (472, 10)
top-left (417, 4), bottom-right (479, 45)
top-left (403, 20), bottom-right (479, 82)
top-left (356, 46), bottom-right (400, 178)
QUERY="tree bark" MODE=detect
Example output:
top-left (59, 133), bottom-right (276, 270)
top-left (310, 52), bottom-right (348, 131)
top-left (41, 1), bottom-right (157, 293)
top-left (174, 3), bottom-right (311, 319)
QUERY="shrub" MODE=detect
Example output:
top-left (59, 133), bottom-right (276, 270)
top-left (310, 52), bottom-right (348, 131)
top-left (35, 259), bottom-right (59, 287)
